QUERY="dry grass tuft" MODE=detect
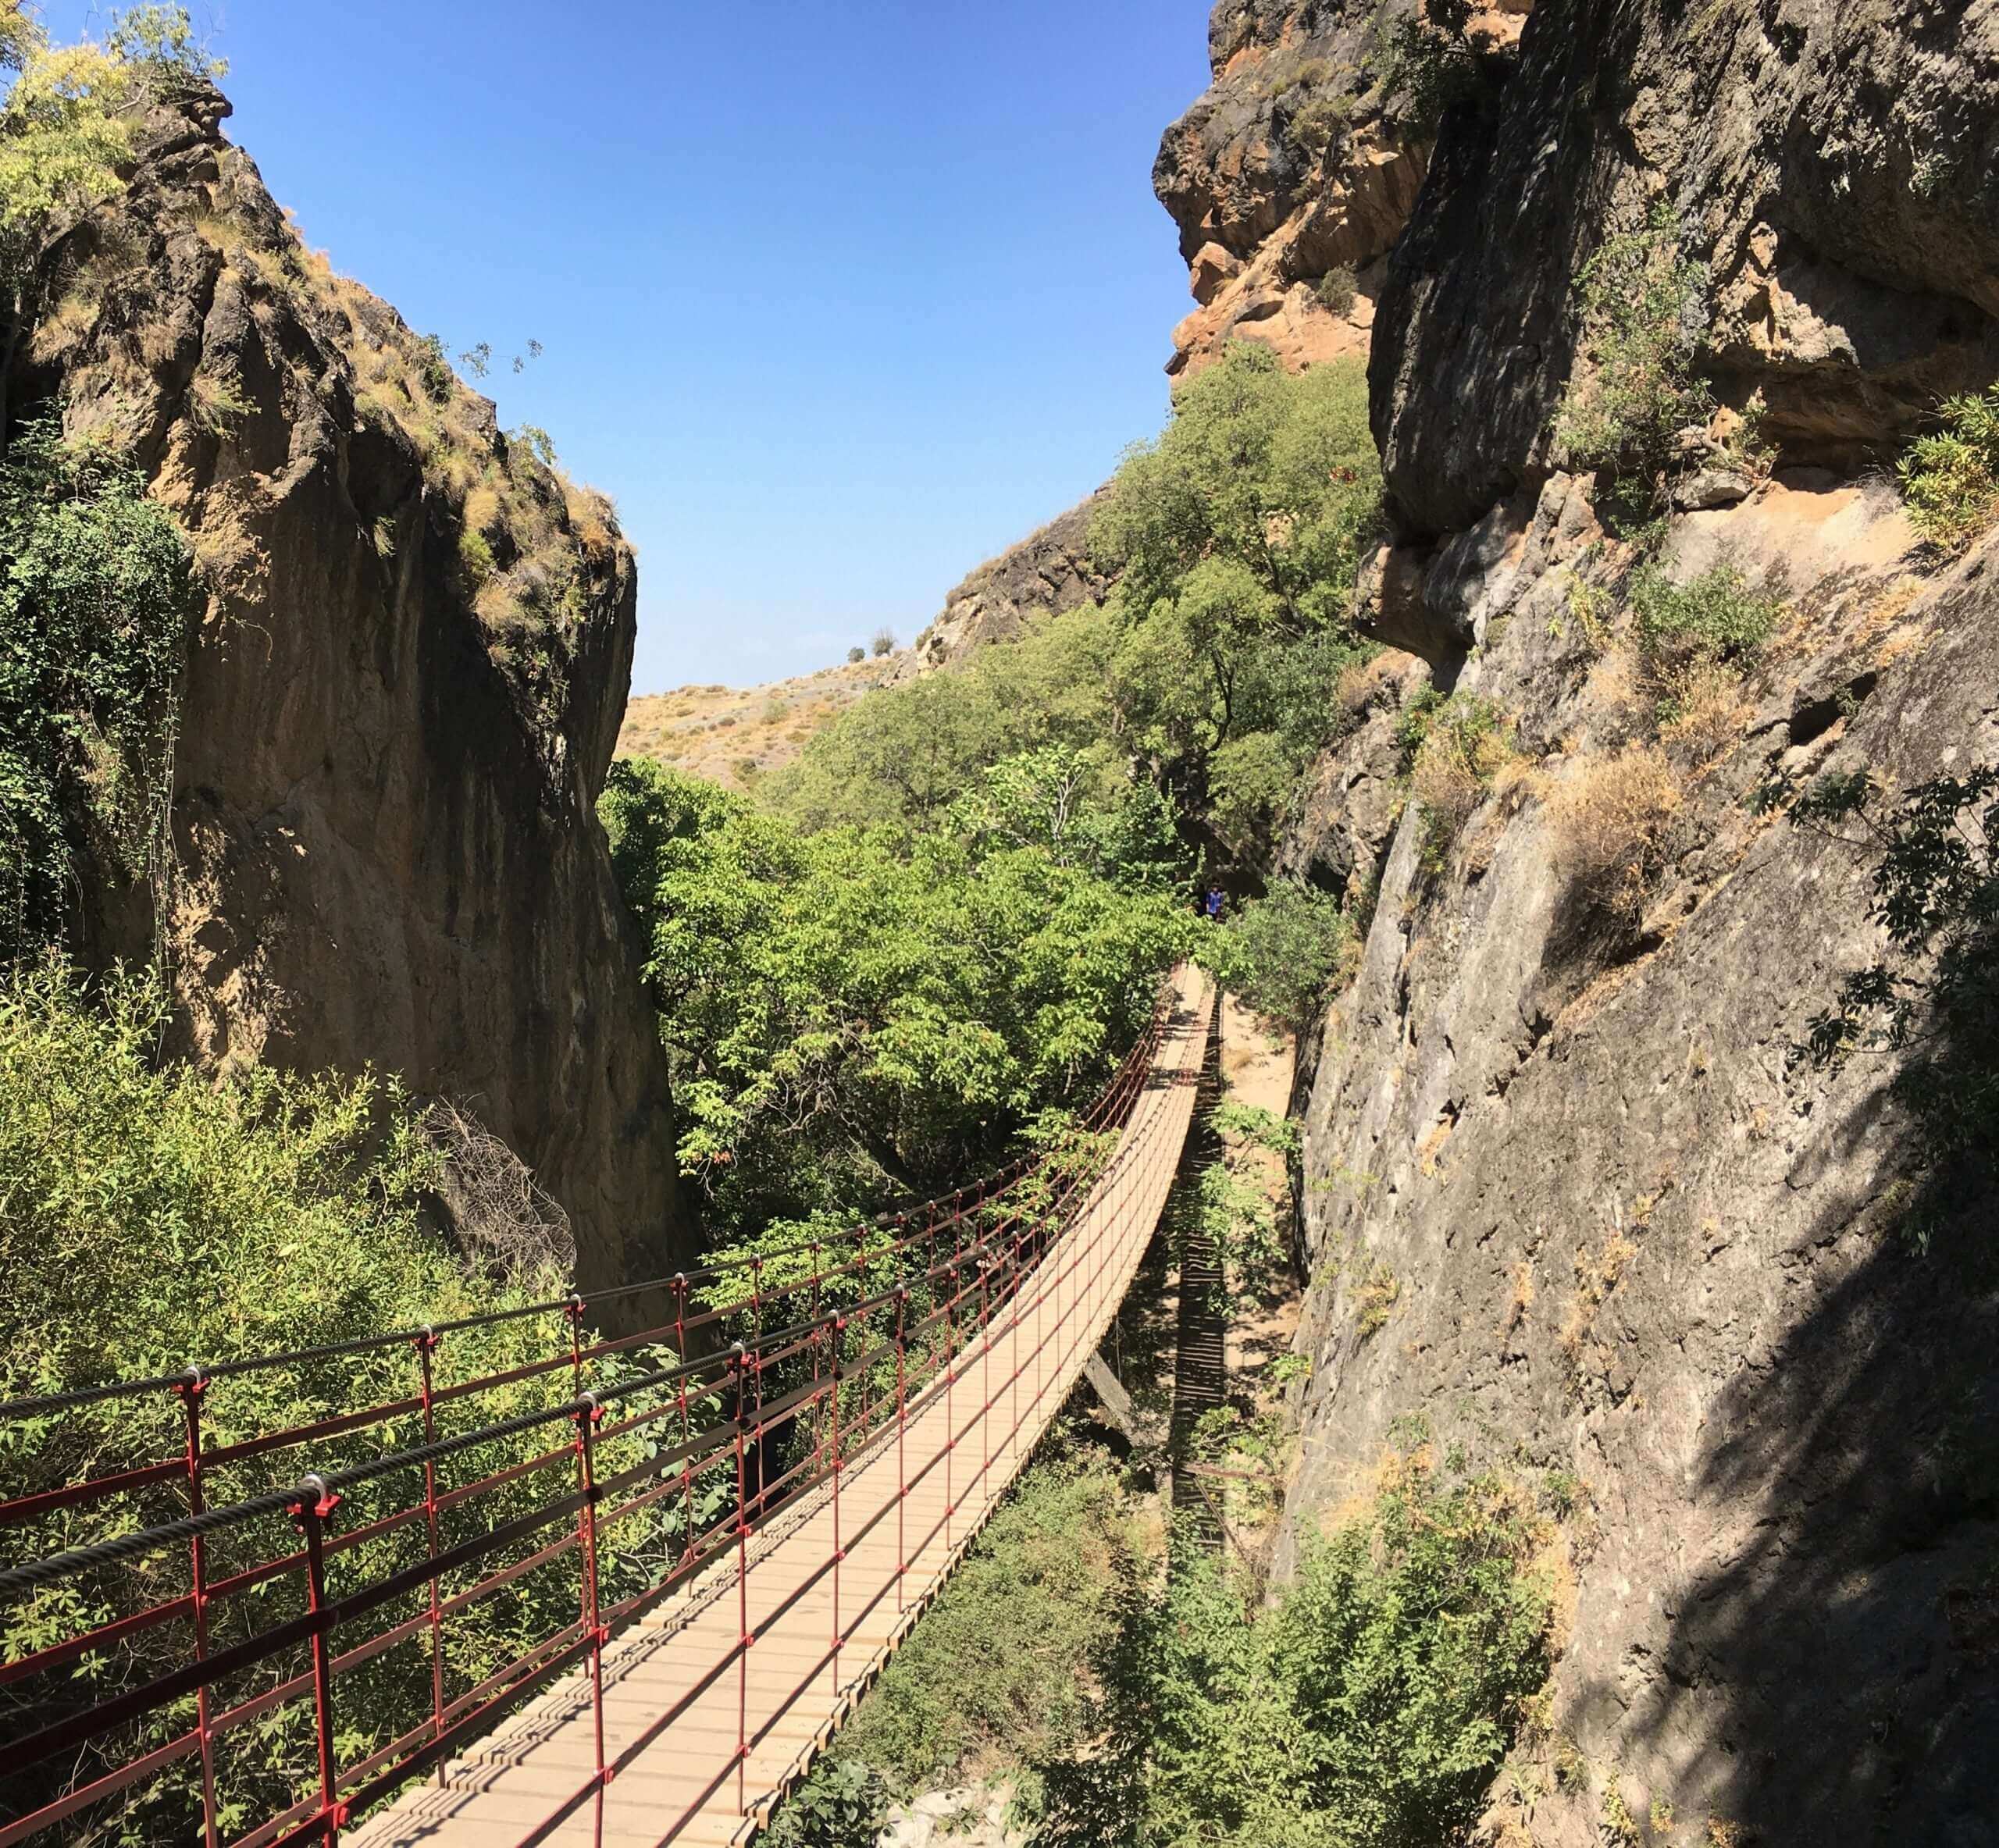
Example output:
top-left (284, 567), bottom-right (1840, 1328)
top-left (1657, 659), bottom-right (1752, 765)
top-left (1548, 744), bottom-right (1684, 935)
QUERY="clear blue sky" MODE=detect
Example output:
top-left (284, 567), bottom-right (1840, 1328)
top-left (47, 0), bottom-right (1212, 691)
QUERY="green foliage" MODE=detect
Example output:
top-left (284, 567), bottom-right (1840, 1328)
top-left (0, 414), bottom-right (199, 952)
top-left (1375, 0), bottom-right (1478, 137)
top-left (1093, 344), bottom-right (1379, 830)
top-left (0, 5), bottom-right (222, 296)
top-left (1630, 560), bottom-right (1783, 675)
top-left (1208, 881), bottom-right (1356, 1032)
top-left (1191, 1155), bottom-right (1288, 1300)
top-left (1094, 344), bottom-right (1377, 647)
top-left (846, 643), bottom-right (865, 664)
top-left (1795, 764), bottom-right (1999, 1170)
top-left (823, 1456), bottom-right (1135, 1800)
top-left (1399, 689), bottom-right (1517, 871)
top-left (763, 1761), bottom-right (893, 1848)
top-left (946, 743), bottom-right (1188, 889)
top-left (1316, 264), bottom-right (1358, 315)
top-left (1208, 727), bottom-right (1299, 861)
top-left (600, 757), bottom-right (1193, 1241)
top-left (779, 348), bottom-right (1377, 884)
top-left (772, 604), bottom-right (1116, 832)
top-left (1037, 1462), bottom-right (1555, 1848)
top-left (1897, 385), bottom-right (1999, 554)
top-left (415, 330), bottom-right (454, 401)
top-left (1289, 94), bottom-right (1350, 157)
top-left (1554, 203), bottom-right (1713, 519)
top-left (0, 963), bottom-right (714, 1844)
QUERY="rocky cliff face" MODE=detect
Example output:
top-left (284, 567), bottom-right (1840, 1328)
top-left (893, 493), bottom-right (1110, 679)
top-left (1371, 0), bottom-right (1999, 535)
top-left (1166, 0), bottom-right (1999, 1839)
top-left (22, 86), bottom-right (693, 1297)
top-left (1153, 0), bottom-right (1448, 375)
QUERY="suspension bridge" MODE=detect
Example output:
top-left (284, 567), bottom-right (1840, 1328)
top-left (0, 967), bottom-right (1213, 1848)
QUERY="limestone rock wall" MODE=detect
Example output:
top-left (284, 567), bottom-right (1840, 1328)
top-left (1156, 0), bottom-right (1999, 1836)
top-left (1152, 0), bottom-right (1439, 375)
top-left (893, 493), bottom-right (1110, 680)
top-left (1370, 0), bottom-right (1999, 536)
top-left (22, 86), bottom-right (695, 1298)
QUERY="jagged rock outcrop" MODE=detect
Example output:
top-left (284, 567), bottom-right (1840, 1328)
top-left (1277, 465), bottom-right (1999, 1844)
top-left (19, 85), bottom-right (694, 1296)
top-left (1371, 0), bottom-right (1999, 536)
top-left (1153, 0), bottom-right (1445, 375)
top-left (1148, 0), bottom-right (1999, 1834)
top-left (893, 492), bottom-right (1110, 680)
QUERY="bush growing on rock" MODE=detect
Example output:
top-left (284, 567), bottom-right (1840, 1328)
top-left (1316, 264), bottom-right (1358, 315)
top-left (1897, 384), bottom-right (1999, 554)
top-left (1037, 1455), bottom-right (1555, 1848)
top-left (1548, 743), bottom-right (1684, 945)
top-left (1398, 689), bottom-right (1519, 871)
top-left (1554, 203), bottom-right (1713, 521)
top-left (0, 415), bottom-right (201, 955)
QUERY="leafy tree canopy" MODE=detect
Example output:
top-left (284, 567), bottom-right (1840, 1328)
top-left (601, 757), bottom-right (1195, 1245)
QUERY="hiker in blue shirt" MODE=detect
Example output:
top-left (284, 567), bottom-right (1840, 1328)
top-left (1204, 886), bottom-right (1224, 921)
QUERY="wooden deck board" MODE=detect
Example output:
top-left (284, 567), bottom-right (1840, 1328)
top-left (347, 969), bottom-right (1210, 1848)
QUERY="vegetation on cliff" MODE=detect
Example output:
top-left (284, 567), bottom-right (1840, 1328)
top-left (0, 414), bottom-right (198, 952)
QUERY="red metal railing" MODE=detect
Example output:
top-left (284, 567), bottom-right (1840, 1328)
top-left (0, 978), bottom-right (1187, 1848)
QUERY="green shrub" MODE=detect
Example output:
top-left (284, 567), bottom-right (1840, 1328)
top-left (1399, 689), bottom-right (1518, 870)
top-left (1897, 385), bottom-right (1999, 553)
top-left (415, 330), bottom-right (454, 401)
top-left (1554, 203), bottom-right (1713, 518)
top-left (0, 964), bottom-right (697, 1843)
top-left (1210, 881), bottom-right (1356, 1032)
top-left (0, 415), bottom-right (200, 955)
top-left (1315, 265), bottom-right (1358, 315)
top-left (763, 1760), bottom-right (893, 1848)
top-left (1375, 0), bottom-right (1478, 137)
top-left (1630, 561), bottom-right (1783, 675)
top-left (1288, 91), bottom-right (1351, 157)
top-left (846, 644), bottom-right (866, 664)
top-left (1038, 1461), bottom-right (1555, 1848)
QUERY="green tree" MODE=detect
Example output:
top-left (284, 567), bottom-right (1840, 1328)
top-left (1039, 1464), bottom-right (1553, 1848)
top-left (0, 5), bottom-right (223, 438)
top-left (600, 758), bottom-right (1193, 1241)
top-left (1092, 344), bottom-right (1379, 839)
top-left (0, 413), bottom-right (201, 953)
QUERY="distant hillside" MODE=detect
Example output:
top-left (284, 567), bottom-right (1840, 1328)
top-left (618, 655), bottom-right (898, 789)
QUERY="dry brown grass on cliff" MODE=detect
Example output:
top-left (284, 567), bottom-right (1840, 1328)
top-left (618, 656), bottom-right (891, 790)
top-left (1548, 744), bottom-right (1684, 930)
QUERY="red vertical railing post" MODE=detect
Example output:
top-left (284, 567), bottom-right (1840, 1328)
top-left (566, 1294), bottom-right (588, 1398)
top-left (177, 1369), bottom-right (219, 1848)
top-left (292, 1475), bottom-right (346, 1847)
top-left (731, 1342), bottom-right (751, 1814)
top-left (810, 1241), bottom-right (825, 1478)
top-left (413, 1328), bottom-right (447, 1780)
top-left (893, 1286), bottom-right (908, 1612)
top-left (674, 1276), bottom-right (694, 1565)
top-left (829, 1313), bottom-right (846, 1659)
top-left (574, 1393), bottom-right (610, 1843)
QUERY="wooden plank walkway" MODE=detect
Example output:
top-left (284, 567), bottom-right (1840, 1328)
top-left (349, 966), bottom-right (1213, 1848)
